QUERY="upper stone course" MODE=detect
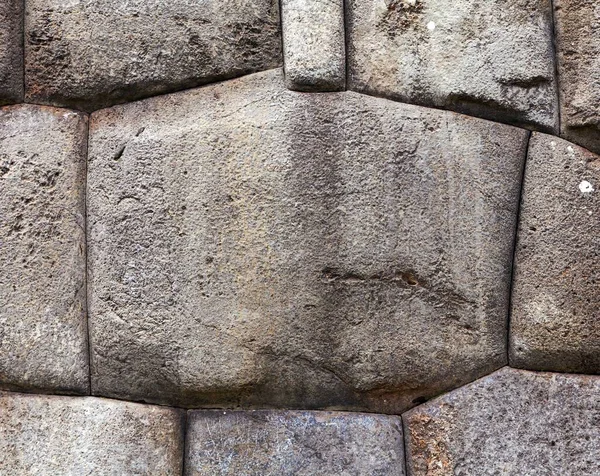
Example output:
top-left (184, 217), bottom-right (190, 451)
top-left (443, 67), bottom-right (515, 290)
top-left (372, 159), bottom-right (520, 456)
top-left (0, 0), bottom-right (23, 105)
top-left (88, 69), bottom-right (527, 412)
top-left (554, 0), bottom-right (600, 156)
top-left (346, 0), bottom-right (559, 133)
top-left (0, 105), bottom-right (89, 395)
top-left (25, 0), bottom-right (282, 111)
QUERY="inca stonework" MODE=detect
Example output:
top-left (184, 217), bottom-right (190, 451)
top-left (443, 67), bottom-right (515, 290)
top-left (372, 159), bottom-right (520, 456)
top-left (0, 0), bottom-right (598, 474)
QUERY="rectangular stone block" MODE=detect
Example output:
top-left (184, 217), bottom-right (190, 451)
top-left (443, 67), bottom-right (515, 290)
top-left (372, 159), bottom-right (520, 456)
top-left (0, 392), bottom-right (184, 475)
top-left (88, 69), bottom-right (528, 412)
top-left (510, 133), bottom-right (599, 373)
top-left (282, 0), bottom-right (346, 91)
top-left (0, 0), bottom-right (24, 104)
top-left (404, 368), bottom-right (600, 475)
top-left (25, 0), bottom-right (282, 111)
top-left (347, 0), bottom-right (559, 132)
top-left (554, 0), bottom-right (600, 155)
top-left (185, 410), bottom-right (405, 475)
top-left (0, 105), bottom-right (88, 394)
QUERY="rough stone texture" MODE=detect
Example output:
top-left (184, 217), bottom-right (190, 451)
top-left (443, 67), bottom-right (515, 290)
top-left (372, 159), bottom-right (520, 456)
top-left (0, 0), bottom-right (24, 104)
top-left (25, 0), bottom-right (282, 111)
top-left (282, 0), bottom-right (345, 91)
top-left (88, 69), bottom-right (528, 412)
top-left (554, 0), bottom-right (600, 155)
top-left (0, 392), bottom-right (184, 475)
top-left (0, 105), bottom-right (88, 394)
top-left (404, 368), bottom-right (600, 476)
top-left (186, 410), bottom-right (405, 475)
top-left (347, 0), bottom-right (558, 132)
top-left (510, 133), bottom-right (599, 374)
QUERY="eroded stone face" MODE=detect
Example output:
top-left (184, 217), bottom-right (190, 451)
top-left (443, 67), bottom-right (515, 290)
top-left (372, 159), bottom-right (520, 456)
top-left (0, 392), bottom-right (184, 475)
top-left (88, 69), bottom-right (527, 412)
top-left (347, 0), bottom-right (558, 132)
top-left (404, 368), bottom-right (600, 475)
top-left (555, 0), bottom-right (600, 155)
top-left (282, 0), bottom-right (346, 91)
top-left (25, 0), bottom-right (282, 111)
top-left (186, 410), bottom-right (405, 475)
top-left (0, 0), bottom-right (23, 104)
top-left (510, 134), bottom-right (599, 374)
top-left (0, 105), bottom-right (88, 394)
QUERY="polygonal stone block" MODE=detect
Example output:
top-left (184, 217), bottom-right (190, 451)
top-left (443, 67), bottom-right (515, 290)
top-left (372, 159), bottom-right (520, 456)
top-left (185, 410), bottom-right (405, 475)
top-left (0, 0), bottom-right (24, 104)
top-left (510, 133), bottom-right (599, 373)
top-left (282, 0), bottom-right (346, 91)
top-left (404, 368), bottom-right (600, 475)
top-left (347, 0), bottom-right (558, 132)
top-left (0, 105), bottom-right (88, 394)
top-left (88, 69), bottom-right (528, 412)
top-left (0, 392), bottom-right (184, 475)
top-left (554, 0), bottom-right (600, 155)
top-left (25, 0), bottom-right (282, 111)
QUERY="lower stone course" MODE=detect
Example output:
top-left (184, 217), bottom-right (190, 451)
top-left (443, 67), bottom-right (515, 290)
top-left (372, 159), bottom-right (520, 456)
top-left (0, 392), bottom-right (184, 475)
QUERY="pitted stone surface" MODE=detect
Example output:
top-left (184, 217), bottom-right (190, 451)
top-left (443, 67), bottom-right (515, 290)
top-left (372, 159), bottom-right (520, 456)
top-left (0, 392), bottom-right (184, 475)
top-left (0, 0), bottom-right (23, 104)
top-left (347, 0), bottom-right (558, 132)
top-left (25, 0), bottom-right (282, 111)
top-left (555, 0), bottom-right (600, 155)
top-left (186, 410), bottom-right (405, 475)
top-left (404, 368), bottom-right (600, 476)
top-left (282, 0), bottom-right (346, 91)
top-left (0, 105), bottom-right (88, 394)
top-left (88, 69), bottom-right (527, 412)
top-left (510, 134), bottom-right (599, 374)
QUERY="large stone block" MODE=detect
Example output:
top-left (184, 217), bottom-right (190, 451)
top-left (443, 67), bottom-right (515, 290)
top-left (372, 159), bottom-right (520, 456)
top-left (185, 410), bottom-right (405, 475)
top-left (88, 69), bottom-right (528, 412)
top-left (0, 105), bottom-right (88, 394)
top-left (554, 0), bottom-right (600, 155)
top-left (510, 133), bottom-right (599, 373)
top-left (0, 392), bottom-right (184, 475)
top-left (404, 368), bottom-right (600, 475)
top-left (282, 0), bottom-right (346, 91)
top-left (347, 0), bottom-right (558, 132)
top-left (25, 0), bottom-right (282, 111)
top-left (0, 0), bottom-right (24, 104)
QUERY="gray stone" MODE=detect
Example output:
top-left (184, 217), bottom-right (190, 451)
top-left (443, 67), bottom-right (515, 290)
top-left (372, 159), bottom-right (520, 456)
top-left (25, 0), bottom-right (282, 111)
top-left (510, 133), bottom-right (599, 373)
top-left (185, 410), bottom-right (405, 475)
top-left (554, 0), bottom-right (600, 155)
top-left (346, 0), bottom-right (558, 132)
top-left (0, 105), bottom-right (88, 394)
top-left (0, 0), bottom-right (23, 104)
top-left (88, 69), bottom-right (528, 412)
top-left (0, 391), bottom-right (184, 475)
top-left (404, 368), bottom-right (600, 476)
top-left (282, 0), bottom-right (345, 91)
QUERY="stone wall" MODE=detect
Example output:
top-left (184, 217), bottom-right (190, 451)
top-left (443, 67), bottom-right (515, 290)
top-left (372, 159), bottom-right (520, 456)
top-left (0, 0), bottom-right (598, 474)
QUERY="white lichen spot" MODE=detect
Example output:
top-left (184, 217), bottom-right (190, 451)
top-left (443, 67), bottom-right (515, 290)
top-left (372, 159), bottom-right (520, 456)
top-left (427, 21), bottom-right (436, 31)
top-left (567, 145), bottom-right (575, 155)
top-left (588, 210), bottom-right (593, 216)
top-left (579, 180), bottom-right (594, 193)
top-left (550, 141), bottom-right (556, 150)
top-left (406, 0), bottom-right (417, 5)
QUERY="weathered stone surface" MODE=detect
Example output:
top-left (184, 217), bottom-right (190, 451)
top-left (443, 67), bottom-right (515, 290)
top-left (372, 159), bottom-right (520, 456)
top-left (0, 0), bottom-right (23, 104)
top-left (554, 0), bottom-right (600, 155)
top-left (347, 0), bottom-right (558, 132)
top-left (282, 0), bottom-right (345, 91)
top-left (510, 134), bottom-right (599, 373)
top-left (0, 105), bottom-right (88, 394)
top-left (404, 368), bottom-right (600, 475)
top-left (88, 69), bottom-right (528, 412)
top-left (186, 410), bottom-right (405, 475)
top-left (0, 392), bottom-right (184, 474)
top-left (25, 0), bottom-right (282, 111)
